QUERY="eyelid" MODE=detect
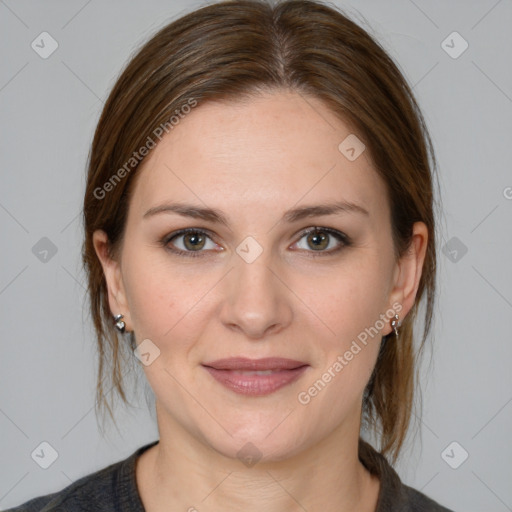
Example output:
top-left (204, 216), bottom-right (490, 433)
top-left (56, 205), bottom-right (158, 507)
top-left (290, 226), bottom-right (350, 255)
top-left (162, 227), bottom-right (222, 257)
top-left (162, 226), bottom-right (350, 257)
top-left (294, 226), bottom-right (350, 243)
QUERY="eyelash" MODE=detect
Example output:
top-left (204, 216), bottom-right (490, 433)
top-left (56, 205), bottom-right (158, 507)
top-left (160, 227), bottom-right (351, 259)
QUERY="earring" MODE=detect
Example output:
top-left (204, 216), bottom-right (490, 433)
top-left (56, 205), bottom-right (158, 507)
top-left (113, 314), bottom-right (126, 333)
top-left (390, 314), bottom-right (400, 338)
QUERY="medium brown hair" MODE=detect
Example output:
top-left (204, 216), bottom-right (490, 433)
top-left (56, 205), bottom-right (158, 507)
top-left (82, 0), bottom-right (438, 462)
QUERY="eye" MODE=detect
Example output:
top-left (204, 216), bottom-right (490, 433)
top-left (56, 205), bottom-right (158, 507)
top-left (291, 227), bottom-right (350, 256)
top-left (162, 228), bottom-right (220, 258)
top-left (161, 226), bottom-right (350, 258)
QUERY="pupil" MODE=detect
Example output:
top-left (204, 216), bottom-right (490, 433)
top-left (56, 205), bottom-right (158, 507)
top-left (310, 231), bottom-right (327, 250)
top-left (186, 233), bottom-right (204, 250)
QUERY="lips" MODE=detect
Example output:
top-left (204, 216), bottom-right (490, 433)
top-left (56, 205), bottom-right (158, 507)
top-left (203, 357), bottom-right (307, 371)
top-left (202, 357), bottom-right (309, 396)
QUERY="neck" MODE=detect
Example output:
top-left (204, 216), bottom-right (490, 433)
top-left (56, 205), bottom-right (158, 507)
top-left (136, 403), bottom-right (380, 512)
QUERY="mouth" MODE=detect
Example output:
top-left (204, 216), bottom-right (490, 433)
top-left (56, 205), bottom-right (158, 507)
top-left (201, 357), bottom-right (309, 396)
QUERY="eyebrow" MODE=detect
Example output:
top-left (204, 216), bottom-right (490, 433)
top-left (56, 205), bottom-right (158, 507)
top-left (143, 200), bottom-right (369, 225)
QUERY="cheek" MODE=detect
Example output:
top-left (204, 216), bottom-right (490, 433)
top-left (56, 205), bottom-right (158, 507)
top-left (316, 257), bottom-right (391, 338)
top-left (296, 292), bottom-right (384, 420)
top-left (121, 245), bottom-right (178, 337)
top-left (304, 254), bottom-right (391, 384)
top-left (125, 268), bottom-right (171, 335)
top-left (121, 247), bottom-right (219, 349)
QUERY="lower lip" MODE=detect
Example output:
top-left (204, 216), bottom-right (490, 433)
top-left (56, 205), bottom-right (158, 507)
top-left (203, 366), bottom-right (309, 396)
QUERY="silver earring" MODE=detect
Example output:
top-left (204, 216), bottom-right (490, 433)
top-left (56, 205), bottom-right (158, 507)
top-left (113, 314), bottom-right (126, 333)
top-left (390, 314), bottom-right (400, 338)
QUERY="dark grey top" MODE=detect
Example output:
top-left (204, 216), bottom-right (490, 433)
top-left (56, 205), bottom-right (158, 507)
top-left (5, 439), bottom-right (454, 511)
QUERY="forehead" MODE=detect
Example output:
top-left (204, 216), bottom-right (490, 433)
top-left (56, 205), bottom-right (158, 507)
top-left (128, 90), bottom-right (389, 223)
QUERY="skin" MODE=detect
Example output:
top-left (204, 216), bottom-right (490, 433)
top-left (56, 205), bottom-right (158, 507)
top-left (93, 89), bottom-right (428, 512)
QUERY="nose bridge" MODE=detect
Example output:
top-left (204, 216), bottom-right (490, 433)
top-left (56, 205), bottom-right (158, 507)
top-left (220, 242), bottom-right (292, 339)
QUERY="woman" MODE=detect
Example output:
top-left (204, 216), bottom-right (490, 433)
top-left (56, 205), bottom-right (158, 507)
top-left (7, 0), bottom-right (453, 510)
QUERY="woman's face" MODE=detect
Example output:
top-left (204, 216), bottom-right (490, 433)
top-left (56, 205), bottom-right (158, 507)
top-left (95, 90), bottom-right (425, 462)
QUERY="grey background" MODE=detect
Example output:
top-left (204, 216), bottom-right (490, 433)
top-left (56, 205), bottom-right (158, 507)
top-left (1, 0), bottom-right (511, 510)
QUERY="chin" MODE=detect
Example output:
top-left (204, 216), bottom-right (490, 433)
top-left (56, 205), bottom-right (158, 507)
top-left (202, 417), bottom-right (315, 465)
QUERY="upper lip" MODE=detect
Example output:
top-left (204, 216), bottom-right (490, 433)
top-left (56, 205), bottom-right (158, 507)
top-left (202, 357), bottom-right (308, 371)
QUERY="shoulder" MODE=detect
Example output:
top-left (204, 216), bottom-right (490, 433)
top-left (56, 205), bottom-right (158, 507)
top-left (400, 484), bottom-right (455, 511)
top-left (358, 439), bottom-right (455, 512)
top-left (3, 492), bottom-right (61, 512)
top-left (4, 441), bottom-right (158, 512)
top-left (4, 461), bottom-right (122, 512)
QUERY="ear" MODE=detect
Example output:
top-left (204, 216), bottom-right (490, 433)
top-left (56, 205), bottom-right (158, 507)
top-left (383, 221), bottom-right (429, 335)
top-left (92, 230), bottom-right (132, 332)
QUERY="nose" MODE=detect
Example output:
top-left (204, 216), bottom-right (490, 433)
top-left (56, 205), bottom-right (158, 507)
top-left (219, 250), bottom-right (293, 340)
